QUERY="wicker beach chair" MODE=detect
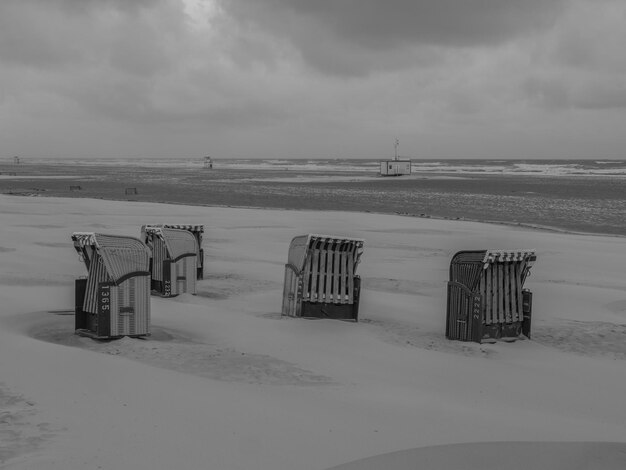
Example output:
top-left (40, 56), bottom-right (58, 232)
top-left (141, 226), bottom-right (198, 297)
top-left (282, 234), bottom-right (365, 321)
top-left (446, 249), bottom-right (536, 343)
top-left (72, 232), bottom-right (151, 339)
top-left (142, 224), bottom-right (204, 279)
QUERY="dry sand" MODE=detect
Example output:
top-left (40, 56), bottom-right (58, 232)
top-left (1, 194), bottom-right (625, 469)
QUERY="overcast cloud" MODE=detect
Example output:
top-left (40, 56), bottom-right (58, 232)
top-left (1, 0), bottom-right (625, 159)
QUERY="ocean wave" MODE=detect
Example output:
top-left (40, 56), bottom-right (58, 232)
top-left (10, 157), bottom-right (626, 177)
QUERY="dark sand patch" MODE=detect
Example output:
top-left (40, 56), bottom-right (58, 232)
top-left (256, 312), bottom-right (284, 320)
top-left (326, 441), bottom-right (626, 470)
top-left (604, 299), bottom-right (626, 315)
top-left (363, 228), bottom-right (454, 236)
top-left (17, 224), bottom-right (65, 229)
top-left (208, 252), bottom-right (286, 266)
top-left (196, 274), bottom-right (281, 299)
top-left (359, 317), bottom-right (498, 358)
top-left (364, 243), bottom-right (446, 257)
top-left (362, 278), bottom-right (442, 296)
top-left (222, 225), bottom-right (291, 230)
top-left (361, 315), bottom-right (626, 360)
top-left (542, 279), bottom-right (626, 292)
top-left (0, 247), bottom-right (16, 253)
top-left (30, 315), bottom-right (333, 386)
top-left (532, 319), bottom-right (626, 359)
top-left (34, 242), bottom-right (71, 248)
top-left (0, 274), bottom-right (75, 286)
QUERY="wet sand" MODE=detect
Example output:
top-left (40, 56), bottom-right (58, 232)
top-left (1, 162), bottom-right (624, 236)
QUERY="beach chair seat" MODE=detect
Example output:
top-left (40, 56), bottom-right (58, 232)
top-left (141, 226), bottom-right (198, 297)
top-left (282, 234), bottom-right (364, 321)
top-left (72, 232), bottom-right (151, 339)
top-left (446, 249), bottom-right (536, 343)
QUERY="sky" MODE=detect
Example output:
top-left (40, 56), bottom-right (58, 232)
top-left (1, 0), bottom-right (625, 160)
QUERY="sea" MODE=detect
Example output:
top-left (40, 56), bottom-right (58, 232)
top-left (1, 158), bottom-right (625, 237)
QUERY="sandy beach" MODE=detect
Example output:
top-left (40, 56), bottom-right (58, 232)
top-left (1, 194), bottom-right (626, 469)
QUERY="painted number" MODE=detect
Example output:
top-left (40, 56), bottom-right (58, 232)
top-left (100, 286), bottom-right (110, 311)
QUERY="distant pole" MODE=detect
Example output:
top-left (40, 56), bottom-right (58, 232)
top-left (394, 139), bottom-right (399, 161)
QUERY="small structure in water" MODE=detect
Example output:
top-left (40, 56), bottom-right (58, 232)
top-left (380, 159), bottom-right (411, 176)
top-left (141, 225), bottom-right (199, 297)
top-left (203, 156), bottom-right (213, 169)
top-left (446, 249), bottom-right (536, 343)
top-left (380, 138), bottom-right (411, 176)
top-left (282, 234), bottom-right (364, 321)
top-left (72, 232), bottom-right (151, 339)
top-left (13, 156), bottom-right (20, 164)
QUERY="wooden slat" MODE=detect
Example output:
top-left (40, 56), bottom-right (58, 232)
top-left (490, 265), bottom-right (498, 323)
top-left (486, 267), bottom-right (492, 325)
top-left (282, 267), bottom-right (290, 316)
top-left (498, 263), bottom-right (507, 323)
top-left (337, 251), bottom-right (343, 304)
top-left (302, 249), bottom-right (312, 301)
top-left (332, 242), bottom-right (341, 303)
top-left (310, 248), bottom-right (320, 302)
top-left (340, 251), bottom-right (348, 304)
top-left (319, 245), bottom-right (327, 302)
top-left (324, 242), bottom-right (334, 303)
top-left (516, 263), bottom-right (523, 321)
top-left (347, 250), bottom-right (354, 304)
top-left (290, 270), bottom-right (297, 315)
top-left (503, 263), bottom-right (511, 323)
top-left (509, 263), bottom-right (518, 321)
top-left (480, 270), bottom-right (488, 325)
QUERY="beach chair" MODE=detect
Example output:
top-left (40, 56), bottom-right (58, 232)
top-left (141, 226), bottom-right (198, 297)
top-left (72, 232), bottom-right (151, 339)
top-left (142, 224), bottom-right (204, 279)
top-left (446, 250), bottom-right (536, 343)
top-left (282, 234), bottom-right (365, 321)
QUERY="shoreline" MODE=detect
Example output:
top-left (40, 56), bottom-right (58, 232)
top-left (4, 191), bottom-right (624, 240)
top-left (1, 163), bottom-right (624, 238)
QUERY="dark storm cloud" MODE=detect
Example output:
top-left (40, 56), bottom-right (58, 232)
top-left (0, 0), bottom-right (178, 70)
top-left (222, 0), bottom-right (565, 75)
top-left (521, 1), bottom-right (626, 111)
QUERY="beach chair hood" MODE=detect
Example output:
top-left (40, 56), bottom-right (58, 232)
top-left (72, 232), bottom-right (150, 285)
top-left (287, 234), bottom-right (365, 274)
top-left (143, 226), bottom-right (198, 261)
top-left (482, 250), bottom-right (536, 269)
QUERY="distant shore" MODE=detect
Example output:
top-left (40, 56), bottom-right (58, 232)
top-left (1, 161), bottom-right (624, 237)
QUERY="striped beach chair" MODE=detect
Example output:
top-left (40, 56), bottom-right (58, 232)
top-left (72, 232), bottom-right (151, 339)
top-left (446, 249), bottom-right (536, 343)
top-left (142, 224), bottom-right (204, 279)
top-left (282, 234), bottom-right (365, 321)
top-left (141, 226), bottom-right (198, 297)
